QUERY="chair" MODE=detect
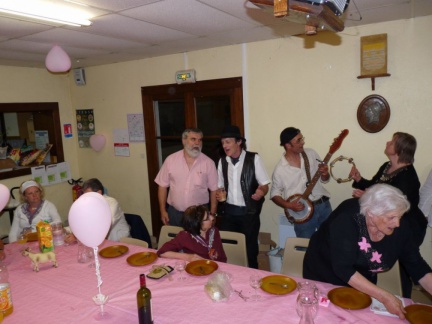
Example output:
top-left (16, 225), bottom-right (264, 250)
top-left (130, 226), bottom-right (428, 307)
top-left (119, 237), bottom-right (148, 248)
top-left (280, 237), bottom-right (310, 278)
top-left (377, 260), bottom-right (403, 296)
top-left (220, 231), bottom-right (248, 267)
top-left (158, 225), bottom-right (182, 248)
top-left (124, 213), bottom-right (152, 248)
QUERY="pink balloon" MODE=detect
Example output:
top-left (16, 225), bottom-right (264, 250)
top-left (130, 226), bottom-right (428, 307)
top-left (45, 45), bottom-right (71, 73)
top-left (0, 184), bottom-right (10, 211)
top-left (89, 134), bottom-right (106, 152)
top-left (68, 192), bottom-right (111, 247)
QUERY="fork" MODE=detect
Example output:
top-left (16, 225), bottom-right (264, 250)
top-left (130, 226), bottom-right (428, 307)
top-left (234, 289), bottom-right (249, 301)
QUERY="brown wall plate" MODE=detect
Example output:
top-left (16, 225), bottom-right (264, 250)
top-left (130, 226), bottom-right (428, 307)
top-left (357, 94), bottom-right (390, 133)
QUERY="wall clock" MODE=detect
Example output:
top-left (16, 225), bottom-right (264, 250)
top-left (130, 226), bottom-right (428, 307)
top-left (357, 95), bottom-right (390, 133)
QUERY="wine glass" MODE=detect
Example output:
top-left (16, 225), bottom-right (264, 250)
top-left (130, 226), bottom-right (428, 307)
top-left (175, 260), bottom-right (187, 281)
top-left (249, 274), bottom-right (262, 301)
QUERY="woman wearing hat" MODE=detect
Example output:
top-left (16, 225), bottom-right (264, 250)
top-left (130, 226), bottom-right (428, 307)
top-left (8, 180), bottom-right (61, 242)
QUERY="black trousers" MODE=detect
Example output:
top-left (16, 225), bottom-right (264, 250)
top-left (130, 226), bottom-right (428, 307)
top-left (219, 203), bottom-right (262, 269)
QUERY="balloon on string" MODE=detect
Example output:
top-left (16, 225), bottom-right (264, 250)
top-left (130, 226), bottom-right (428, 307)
top-left (45, 45), bottom-right (72, 73)
top-left (0, 184), bottom-right (10, 211)
top-left (68, 192), bottom-right (111, 247)
top-left (89, 134), bottom-right (106, 152)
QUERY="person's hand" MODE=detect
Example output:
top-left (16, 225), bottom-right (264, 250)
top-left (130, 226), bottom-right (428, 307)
top-left (352, 189), bottom-right (365, 198)
top-left (64, 233), bottom-right (77, 245)
top-left (350, 166), bottom-right (362, 182)
top-left (381, 293), bottom-right (406, 319)
top-left (161, 210), bottom-right (169, 225)
top-left (288, 198), bottom-right (305, 211)
top-left (188, 254), bottom-right (204, 262)
top-left (251, 188), bottom-right (265, 201)
top-left (318, 163), bottom-right (329, 178)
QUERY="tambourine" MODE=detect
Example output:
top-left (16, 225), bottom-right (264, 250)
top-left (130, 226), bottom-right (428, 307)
top-left (329, 156), bottom-right (356, 183)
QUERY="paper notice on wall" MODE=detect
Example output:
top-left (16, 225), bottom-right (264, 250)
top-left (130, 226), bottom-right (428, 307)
top-left (46, 164), bottom-right (60, 185)
top-left (31, 165), bottom-right (48, 186)
top-left (35, 130), bottom-right (51, 163)
top-left (127, 114), bottom-right (145, 142)
top-left (57, 162), bottom-right (71, 182)
top-left (113, 128), bottom-right (130, 157)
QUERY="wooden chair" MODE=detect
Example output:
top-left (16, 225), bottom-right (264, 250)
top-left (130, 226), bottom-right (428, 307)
top-left (377, 260), bottom-right (403, 296)
top-left (158, 225), bottom-right (182, 248)
top-left (119, 237), bottom-right (148, 248)
top-left (280, 237), bottom-right (310, 278)
top-left (220, 231), bottom-right (248, 267)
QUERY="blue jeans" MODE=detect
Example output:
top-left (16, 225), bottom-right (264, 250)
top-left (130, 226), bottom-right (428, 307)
top-left (294, 200), bottom-right (332, 238)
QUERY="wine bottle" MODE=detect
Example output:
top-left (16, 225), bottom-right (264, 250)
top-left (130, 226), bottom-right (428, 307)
top-left (137, 274), bottom-right (153, 324)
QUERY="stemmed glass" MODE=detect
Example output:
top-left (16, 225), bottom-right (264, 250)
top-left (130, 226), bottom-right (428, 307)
top-left (249, 274), bottom-right (262, 301)
top-left (175, 260), bottom-right (187, 281)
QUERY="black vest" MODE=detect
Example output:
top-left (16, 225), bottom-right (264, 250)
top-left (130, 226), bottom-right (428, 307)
top-left (221, 151), bottom-right (265, 214)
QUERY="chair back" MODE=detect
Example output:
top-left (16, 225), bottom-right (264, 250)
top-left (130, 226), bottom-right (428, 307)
top-left (280, 237), bottom-right (310, 277)
top-left (124, 213), bottom-right (152, 248)
top-left (220, 231), bottom-right (248, 267)
top-left (119, 237), bottom-right (149, 248)
top-left (377, 260), bottom-right (403, 296)
top-left (158, 225), bottom-right (183, 248)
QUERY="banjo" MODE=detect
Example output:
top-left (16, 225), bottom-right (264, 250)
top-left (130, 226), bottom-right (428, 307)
top-left (284, 129), bottom-right (349, 224)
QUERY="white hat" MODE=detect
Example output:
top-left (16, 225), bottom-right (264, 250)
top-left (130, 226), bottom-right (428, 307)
top-left (21, 180), bottom-right (40, 193)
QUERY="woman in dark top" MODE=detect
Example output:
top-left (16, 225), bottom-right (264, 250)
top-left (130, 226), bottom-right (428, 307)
top-left (349, 132), bottom-right (427, 245)
top-left (157, 205), bottom-right (227, 262)
top-left (303, 184), bottom-right (432, 320)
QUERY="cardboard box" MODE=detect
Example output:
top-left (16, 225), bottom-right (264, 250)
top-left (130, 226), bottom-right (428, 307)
top-left (258, 232), bottom-right (277, 271)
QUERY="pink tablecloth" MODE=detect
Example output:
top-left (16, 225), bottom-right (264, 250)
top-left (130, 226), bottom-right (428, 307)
top-left (3, 241), bottom-right (413, 324)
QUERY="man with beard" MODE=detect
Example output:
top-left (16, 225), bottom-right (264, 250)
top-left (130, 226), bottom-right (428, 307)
top-left (155, 128), bottom-right (218, 226)
top-left (216, 125), bottom-right (270, 268)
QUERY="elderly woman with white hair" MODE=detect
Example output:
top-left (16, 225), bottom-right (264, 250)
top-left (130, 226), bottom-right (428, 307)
top-left (8, 180), bottom-right (61, 243)
top-left (303, 184), bottom-right (432, 319)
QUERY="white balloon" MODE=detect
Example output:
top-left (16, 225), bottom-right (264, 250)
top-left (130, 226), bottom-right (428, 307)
top-left (0, 184), bottom-right (10, 211)
top-left (89, 134), bottom-right (106, 152)
top-left (68, 192), bottom-right (111, 247)
top-left (45, 45), bottom-right (71, 73)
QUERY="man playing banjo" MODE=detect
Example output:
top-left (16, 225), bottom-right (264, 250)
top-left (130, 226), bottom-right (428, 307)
top-left (270, 127), bottom-right (332, 238)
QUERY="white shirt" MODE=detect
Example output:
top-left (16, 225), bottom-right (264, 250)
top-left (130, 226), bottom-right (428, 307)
top-left (270, 148), bottom-right (330, 201)
top-left (419, 169), bottom-right (432, 227)
top-left (217, 150), bottom-right (270, 207)
top-left (104, 195), bottom-right (131, 241)
top-left (9, 200), bottom-right (61, 243)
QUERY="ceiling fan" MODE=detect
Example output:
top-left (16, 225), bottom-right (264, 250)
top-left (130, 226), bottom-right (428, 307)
top-left (249, 0), bottom-right (350, 35)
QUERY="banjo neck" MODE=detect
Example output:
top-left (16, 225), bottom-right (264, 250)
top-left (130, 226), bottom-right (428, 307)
top-left (301, 151), bottom-right (332, 200)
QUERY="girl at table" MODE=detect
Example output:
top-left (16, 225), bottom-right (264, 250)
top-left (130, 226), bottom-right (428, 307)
top-left (157, 205), bottom-right (227, 262)
top-left (303, 184), bottom-right (432, 320)
top-left (8, 180), bottom-right (62, 242)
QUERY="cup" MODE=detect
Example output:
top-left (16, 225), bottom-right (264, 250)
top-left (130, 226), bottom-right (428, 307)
top-left (77, 241), bottom-right (94, 263)
top-left (217, 187), bottom-right (227, 202)
top-left (51, 221), bottom-right (65, 246)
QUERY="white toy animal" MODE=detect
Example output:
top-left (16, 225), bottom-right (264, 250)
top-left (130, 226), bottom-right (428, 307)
top-left (22, 248), bottom-right (58, 272)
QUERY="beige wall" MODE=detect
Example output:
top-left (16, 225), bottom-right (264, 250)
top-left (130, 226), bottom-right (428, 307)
top-left (1, 17), bottom-right (431, 265)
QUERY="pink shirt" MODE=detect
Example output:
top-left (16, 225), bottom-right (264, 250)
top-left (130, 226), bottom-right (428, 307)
top-left (155, 150), bottom-right (218, 211)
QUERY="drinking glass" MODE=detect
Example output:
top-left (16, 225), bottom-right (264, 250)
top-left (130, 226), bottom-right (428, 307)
top-left (51, 221), bottom-right (64, 246)
top-left (249, 274), bottom-right (262, 301)
top-left (297, 295), bottom-right (317, 324)
top-left (296, 281), bottom-right (319, 320)
top-left (175, 260), bottom-right (187, 281)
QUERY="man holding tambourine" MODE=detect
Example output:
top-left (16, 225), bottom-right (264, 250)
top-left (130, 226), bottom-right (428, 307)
top-left (270, 127), bottom-right (333, 238)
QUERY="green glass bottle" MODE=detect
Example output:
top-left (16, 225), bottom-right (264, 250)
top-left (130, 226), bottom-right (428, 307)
top-left (137, 274), bottom-right (153, 324)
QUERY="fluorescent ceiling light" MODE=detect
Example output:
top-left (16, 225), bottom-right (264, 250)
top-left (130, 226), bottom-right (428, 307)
top-left (0, 0), bottom-right (93, 27)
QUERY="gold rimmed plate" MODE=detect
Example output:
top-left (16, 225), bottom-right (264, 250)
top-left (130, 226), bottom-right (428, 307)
top-left (185, 260), bottom-right (218, 276)
top-left (99, 245), bottom-right (129, 258)
top-left (328, 287), bottom-right (372, 310)
top-left (405, 304), bottom-right (432, 324)
top-left (127, 252), bottom-right (158, 266)
top-left (260, 275), bottom-right (297, 295)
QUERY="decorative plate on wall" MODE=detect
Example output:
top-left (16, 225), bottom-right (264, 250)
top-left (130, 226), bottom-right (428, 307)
top-left (357, 95), bottom-right (390, 133)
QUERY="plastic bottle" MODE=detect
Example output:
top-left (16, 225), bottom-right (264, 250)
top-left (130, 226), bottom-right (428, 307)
top-left (0, 263), bottom-right (13, 317)
top-left (137, 274), bottom-right (153, 324)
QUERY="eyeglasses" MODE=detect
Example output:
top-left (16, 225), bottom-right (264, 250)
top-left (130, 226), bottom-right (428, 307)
top-left (291, 136), bottom-right (305, 145)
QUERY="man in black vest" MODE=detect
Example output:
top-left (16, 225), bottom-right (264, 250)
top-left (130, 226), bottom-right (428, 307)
top-left (216, 125), bottom-right (270, 269)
